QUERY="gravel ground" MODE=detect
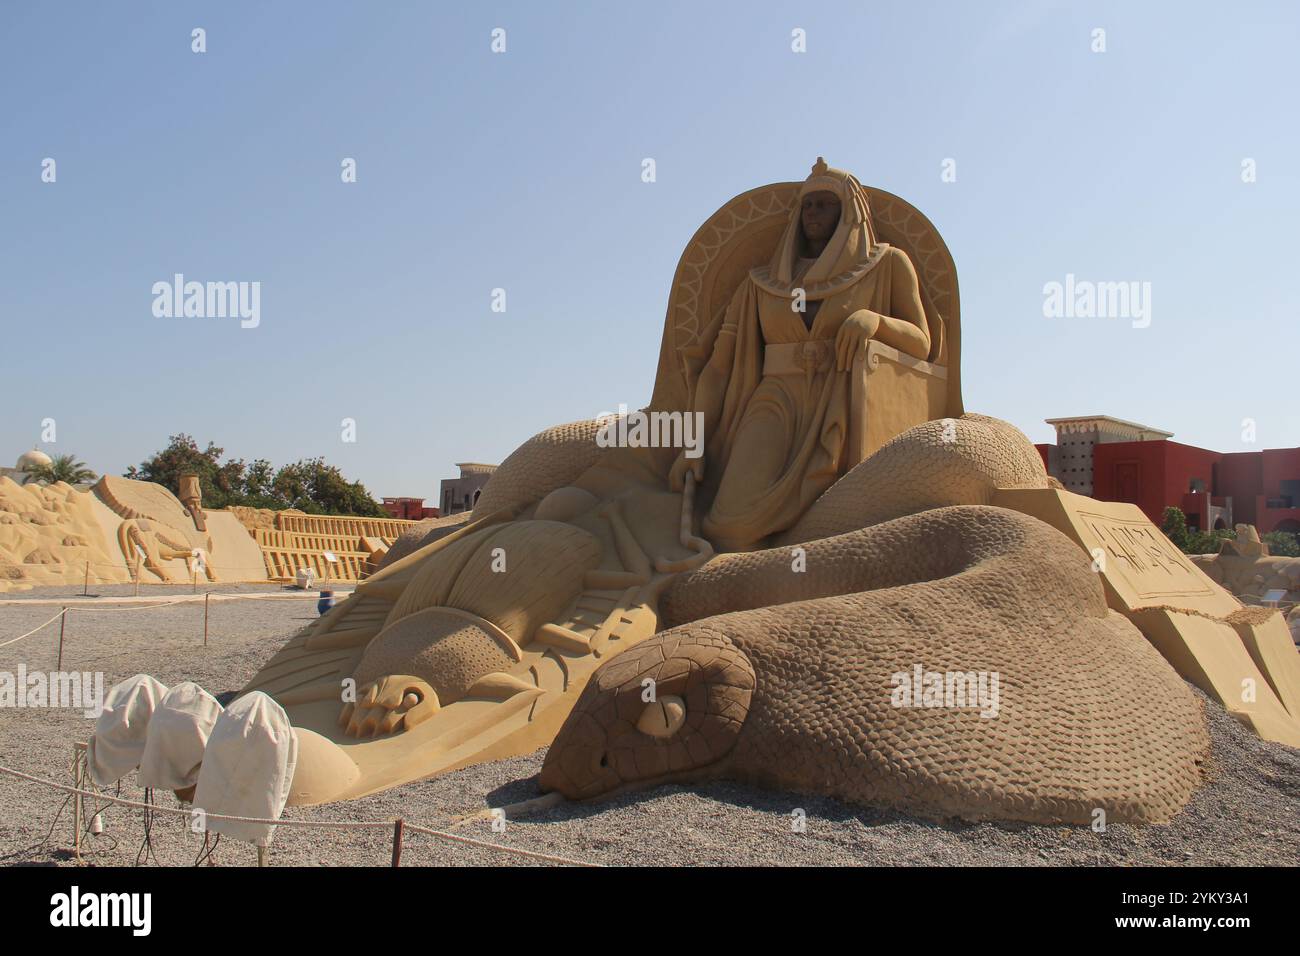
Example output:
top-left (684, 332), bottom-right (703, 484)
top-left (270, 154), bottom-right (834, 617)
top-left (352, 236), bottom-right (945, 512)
top-left (1, 582), bottom-right (1298, 867)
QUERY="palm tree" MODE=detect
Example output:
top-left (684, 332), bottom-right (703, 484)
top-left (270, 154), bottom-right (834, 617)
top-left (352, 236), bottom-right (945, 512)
top-left (29, 454), bottom-right (98, 485)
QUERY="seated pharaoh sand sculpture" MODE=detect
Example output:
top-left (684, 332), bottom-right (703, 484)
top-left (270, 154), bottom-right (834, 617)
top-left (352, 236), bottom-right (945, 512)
top-left (222, 160), bottom-right (1217, 824)
top-left (670, 159), bottom-right (938, 550)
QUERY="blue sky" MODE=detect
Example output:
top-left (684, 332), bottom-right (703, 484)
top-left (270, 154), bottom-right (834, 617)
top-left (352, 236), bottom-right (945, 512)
top-left (3, 1), bottom-right (1297, 501)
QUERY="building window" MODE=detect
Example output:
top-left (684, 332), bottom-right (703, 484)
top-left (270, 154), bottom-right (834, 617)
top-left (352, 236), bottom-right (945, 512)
top-left (1279, 479), bottom-right (1300, 509)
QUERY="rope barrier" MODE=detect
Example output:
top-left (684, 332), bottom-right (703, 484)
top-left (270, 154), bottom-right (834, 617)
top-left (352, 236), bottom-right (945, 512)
top-left (0, 609), bottom-right (67, 649)
top-left (0, 586), bottom-right (358, 673)
top-left (0, 590), bottom-right (353, 608)
top-left (61, 601), bottom-right (185, 612)
top-left (403, 822), bottom-right (602, 868)
top-left (0, 762), bottom-right (600, 867)
top-left (0, 764), bottom-right (389, 828)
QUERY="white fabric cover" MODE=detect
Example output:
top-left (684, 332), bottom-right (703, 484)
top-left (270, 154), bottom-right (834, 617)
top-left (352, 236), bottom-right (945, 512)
top-left (138, 682), bottom-right (223, 790)
top-left (87, 674), bottom-right (169, 787)
top-left (193, 692), bottom-right (299, 847)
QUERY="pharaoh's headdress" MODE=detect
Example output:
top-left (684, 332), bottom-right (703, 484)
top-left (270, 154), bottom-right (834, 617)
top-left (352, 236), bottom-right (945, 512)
top-left (756, 157), bottom-right (886, 299)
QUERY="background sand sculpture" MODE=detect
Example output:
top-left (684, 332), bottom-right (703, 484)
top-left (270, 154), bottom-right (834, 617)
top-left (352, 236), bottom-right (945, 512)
top-left (240, 510), bottom-right (416, 582)
top-left (93, 475), bottom-right (266, 584)
top-left (1190, 546), bottom-right (1300, 606)
top-left (0, 476), bottom-right (129, 589)
top-left (0, 474), bottom-right (269, 591)
top-left (0, 471), bottom-right (421, 593)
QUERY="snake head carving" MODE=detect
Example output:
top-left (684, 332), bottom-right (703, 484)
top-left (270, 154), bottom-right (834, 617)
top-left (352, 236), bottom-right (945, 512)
top-left (539, 631), bottom-right (755, 800)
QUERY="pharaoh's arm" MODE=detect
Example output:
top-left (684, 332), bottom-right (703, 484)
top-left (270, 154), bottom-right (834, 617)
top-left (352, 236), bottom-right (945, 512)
top-left (879, 249), bottom-right (931, 358)
top-left (834, 250), bottom-right (932, 370)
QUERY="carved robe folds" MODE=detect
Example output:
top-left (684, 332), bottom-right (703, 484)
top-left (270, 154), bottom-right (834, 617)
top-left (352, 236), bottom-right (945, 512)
top-left (702, 246), bottom-right (932, 551)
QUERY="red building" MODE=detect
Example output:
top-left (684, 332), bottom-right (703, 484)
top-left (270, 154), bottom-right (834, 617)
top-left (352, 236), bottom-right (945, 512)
top-left (1036, 416), bottom-right (1300, 534)
top-left (1220, 448), bottom-right (1300, 534)
top-left (381, 497), bottom-right (439, 520)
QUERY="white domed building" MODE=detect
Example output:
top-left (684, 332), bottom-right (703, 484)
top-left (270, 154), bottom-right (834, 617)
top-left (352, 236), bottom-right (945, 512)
top-left (2, 447), bottom-right (54, 485)
top-left (17, 448), bottom-right (52, 471)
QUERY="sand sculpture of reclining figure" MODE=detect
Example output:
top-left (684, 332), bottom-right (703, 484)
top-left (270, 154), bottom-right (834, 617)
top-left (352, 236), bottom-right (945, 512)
top-left (222, 160), bottom-right (1218, 823)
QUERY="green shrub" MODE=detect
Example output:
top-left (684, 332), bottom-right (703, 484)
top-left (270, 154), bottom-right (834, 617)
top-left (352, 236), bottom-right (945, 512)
top-left (1263, 531), bottom-right (1300, 557)
top-left (1160, 506), bottom-right (1189, 551)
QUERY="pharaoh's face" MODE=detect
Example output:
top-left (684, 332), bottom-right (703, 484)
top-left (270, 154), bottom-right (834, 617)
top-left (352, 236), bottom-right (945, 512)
top-left (800, 190), bottom-right (842, 244)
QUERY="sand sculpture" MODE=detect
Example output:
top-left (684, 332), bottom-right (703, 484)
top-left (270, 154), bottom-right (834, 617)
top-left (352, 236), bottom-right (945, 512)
top-left (541, 500), bottom-right (1204, 823)
top-left (240, 510), bottom-right (415, 582)
top-left (1189, 525), bottom-right (1300, 605)
top-left (92, 475), bottom-right (266, 584)
top-left (539, 418), bottom-right (1300, 817)
top-left (204, 159), bottom-right (1300, 827)
top-left (0, 476), bottom-right (129, 589)
top-left (239, 160), bottom-right (959, 802)
top-left (0, 463), bottom-right (418, 592)
top-left (178, 474), bottom-right (207, 532)
top-left (0, 473), bottom-right (269, 591)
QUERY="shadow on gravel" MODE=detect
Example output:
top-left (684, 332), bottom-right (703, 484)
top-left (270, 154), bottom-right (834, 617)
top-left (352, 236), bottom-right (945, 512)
top-left (483, 773), bottom-right (1036, 836)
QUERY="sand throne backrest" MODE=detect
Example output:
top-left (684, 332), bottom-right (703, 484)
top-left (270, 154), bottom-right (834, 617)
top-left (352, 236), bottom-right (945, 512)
top-left (648, 180), bottom-right (963, 464)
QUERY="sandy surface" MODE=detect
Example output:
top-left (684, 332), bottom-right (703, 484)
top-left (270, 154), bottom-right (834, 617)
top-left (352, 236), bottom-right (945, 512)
top-left (1, 582), bottom-right (1298, 867)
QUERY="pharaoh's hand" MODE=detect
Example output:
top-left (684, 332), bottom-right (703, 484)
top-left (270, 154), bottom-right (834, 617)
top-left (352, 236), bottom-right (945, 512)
top-left (835, 309), bottom-right (881, 371)
top-left (669, 450), bottom-right (705, 491)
